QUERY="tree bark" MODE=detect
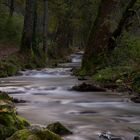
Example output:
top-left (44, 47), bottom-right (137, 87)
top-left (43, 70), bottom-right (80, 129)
top-left (9, 0), bottom-right (14, 17)
top-left (110, 0), bottom-right (137, 49)
top-left (82, 0), bottom-right (137, 73)
top-left (20, 0), bottom-right (36, 53)
top-left (32, 0), bottom-right (39, 56)
top-left (43, 0), bottom-right (48, 53)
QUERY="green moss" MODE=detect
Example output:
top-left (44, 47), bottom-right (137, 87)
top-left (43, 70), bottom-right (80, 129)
top-left (6, 63), bottom-right (18, 76)
top-left (6, 129), bottom-right (33, 140)
top-left (0, 60), bottom-right (18, 78)
top-left (73, 68), bottom-right (87, 76)
top-left (110, 32), bottom-right (140, 66)
top-left (0, 70), bottom-right (8, 77)
top-left (0, 92), bottom-right (12, 100)
top-left (7, 129), bottom-right (63, 140)
top-left (47, 122), bottom-right (72, 136)
top-left (16, 116), bottom-right (30, 129)
top-left (0, 92), bottom-right (30, 139)
top-left (34, 129), bottom-right (63, 140)
top-left (0, 124), bottom-right (17, 140)
top-left (93, 67), bottom-right (121, 83)
top-left (131, 72), bottom-right (140, 94)
top-left (0, 113), bottom-right (20, 140)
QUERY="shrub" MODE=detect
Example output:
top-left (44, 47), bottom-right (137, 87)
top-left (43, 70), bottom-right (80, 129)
top-left (110, 31), bottom-right (140, 66)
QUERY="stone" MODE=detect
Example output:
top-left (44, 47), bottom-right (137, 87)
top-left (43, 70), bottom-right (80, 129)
top-left (6, 128), bottom-right (63, 140)
top-left (47, 122), bottom-right (72, 136)
top-left (134, 136), bottom-right (140, 140)
top-left (131, 97), bottom-right (140, 103)
top-left (99, 131), bottom-right (123, 140)
top-left (72, 82), bottom-right (106, 92)
top-left (0, 92), bottom-right (30, 140)
top-left (78, 76), bottom-right (87, 81)
top-left (13, 98), bottom-right (26, 104)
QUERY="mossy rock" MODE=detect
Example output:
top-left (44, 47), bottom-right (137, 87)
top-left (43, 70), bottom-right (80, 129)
top-left (0, 92), bottom-right (30, 139)
top-left (47, 122), bottom-right (72, 136)
top-left (6, 129), bottom-right (33, 140)
top-left (16, 116), bottom-right (30, 129)
top-left (0, 124), bottom-right (17, 140)
top-left (0, 113), bottom-right (30, 139)
top-left (72, 83), bottom-right (106, 92)
top-left (0, 92), bottom-right (12, 101)
top-left (7, 128), bottom-right (63, 140)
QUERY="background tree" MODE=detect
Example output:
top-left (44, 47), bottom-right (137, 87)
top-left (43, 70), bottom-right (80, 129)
top-left (82, 0), bottom-right (137, 73)
top-left (9, 0), bottom-right (14, 17)
top-left (20, 0), bottom-right (37, 53)
top-left (43, 0), bottom-right (48, 53)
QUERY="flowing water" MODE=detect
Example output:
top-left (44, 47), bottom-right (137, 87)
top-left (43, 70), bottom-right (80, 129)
top-left (0, 53), bottom-right (140, 140)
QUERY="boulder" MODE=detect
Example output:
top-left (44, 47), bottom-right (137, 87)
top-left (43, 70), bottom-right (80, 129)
top-left (102, 83), bottom-right (118, 90)
top-left (72, 82), bottom-right (106, 92)
top-left (99, 131), bottom-right (123, 140)
top-left (13, 98), bottom-right (26, 104)
top-left (0, 92), bottom-right (30, 140)
top-left (131, 97), bottom-right (140, 103)
top-left (78, 76), bottom-right (87, 81)
top-left (0, 92), bottom-right (12, 101)
top-left (6, 128), bottom-right (63, 140)
top-left (134, 136), bottom-right (140, 140)
top-left (47, 122), bottom-right (72, 136)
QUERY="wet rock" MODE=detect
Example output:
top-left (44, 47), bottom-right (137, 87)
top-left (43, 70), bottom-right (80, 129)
top-left (72, 82), bottom-right (106, 92)
top-left (29, 125), bottom-right (43, 132)
top-left (131, 96), bottom-right (140, 103)
top-left (0, 92), bottom-right (30, 140)
top-left (78, 76), bottom-right (87, 81)
top-left (99, 131), bottom-right (123, 140)
top-left (47, 122), bottom-right (72, 136)
top-left (6, 128), bottom-right (62, 140)
top-left (102, 84), bottom-right (118, 90)
top-left (116, 86), bottom-right (133, 94)
top-left (13, 98), bottom-right (26, 104)
top-left (0, 91), bottom-right (12, 101)
top-left (15, 72), bottom-right (23, 76)
top-left (134, 136), bottom-right (140, 140)
top-left (69, 110), bottom-right (97, 115)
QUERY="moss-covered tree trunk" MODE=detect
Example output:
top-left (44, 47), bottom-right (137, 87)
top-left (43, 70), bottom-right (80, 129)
top-left (82, 0), bottom-right (137, 73)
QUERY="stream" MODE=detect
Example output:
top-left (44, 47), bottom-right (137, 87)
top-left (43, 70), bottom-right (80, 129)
top-left (0, 53), bottom-right (140, 140)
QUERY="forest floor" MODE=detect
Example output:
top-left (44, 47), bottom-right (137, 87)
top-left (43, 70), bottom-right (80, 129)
top-left (0, 44), bottom-right (18, 60)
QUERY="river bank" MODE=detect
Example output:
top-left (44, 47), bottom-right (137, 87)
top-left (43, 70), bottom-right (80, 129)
top-left (0, 53), bottom-right (140, 140)
top-left (0, 91), bottom-right (72, 140)
top-left (0, 66), bottom-right (140, 140)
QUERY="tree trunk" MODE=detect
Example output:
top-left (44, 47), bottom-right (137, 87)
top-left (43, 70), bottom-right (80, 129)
top-left (20, 0), bottom-right (36, 53)
top-left (32, 0), bottom-right (39, 56)
top-left (9, 0), bottom-right (14, 17)
top-left (82, 0), bottom-right (137, 73)
top-left (43, 0), bottom-right (48, 53)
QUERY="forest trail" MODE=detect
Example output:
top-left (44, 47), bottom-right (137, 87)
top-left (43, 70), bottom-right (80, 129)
top-left (0, 53), bottom-right (140, 140)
